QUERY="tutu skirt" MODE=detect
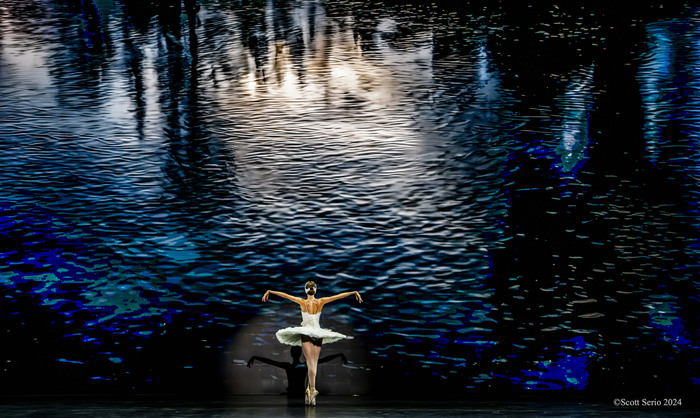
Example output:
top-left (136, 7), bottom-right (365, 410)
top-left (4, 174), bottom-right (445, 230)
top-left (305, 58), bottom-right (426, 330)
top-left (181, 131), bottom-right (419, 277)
top-left (275, 311), bottom-right (350, 346)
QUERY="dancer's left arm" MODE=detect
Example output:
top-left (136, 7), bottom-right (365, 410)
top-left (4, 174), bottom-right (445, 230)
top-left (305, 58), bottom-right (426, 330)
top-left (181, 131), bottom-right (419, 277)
top-left (320, 291), bottom-right (363, 306)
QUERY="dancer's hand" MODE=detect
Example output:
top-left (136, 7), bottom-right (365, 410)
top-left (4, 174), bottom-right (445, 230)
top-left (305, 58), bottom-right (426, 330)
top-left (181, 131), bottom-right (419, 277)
top-left (262, 290), bottom-right (270, 302)
top-left (355, 291), bottom-right (363, 303)
top-left (247, 357), bottom-right (255, 367)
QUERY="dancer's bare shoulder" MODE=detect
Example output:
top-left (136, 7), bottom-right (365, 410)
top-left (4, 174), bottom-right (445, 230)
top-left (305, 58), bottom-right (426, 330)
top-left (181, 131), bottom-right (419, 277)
top-left (300, 299), bottom-right (323, 314)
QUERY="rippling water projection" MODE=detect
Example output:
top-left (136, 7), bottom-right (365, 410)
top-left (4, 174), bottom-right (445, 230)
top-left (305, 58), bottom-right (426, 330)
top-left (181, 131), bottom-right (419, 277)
top-left (0, 0), bottom-right (699, 399)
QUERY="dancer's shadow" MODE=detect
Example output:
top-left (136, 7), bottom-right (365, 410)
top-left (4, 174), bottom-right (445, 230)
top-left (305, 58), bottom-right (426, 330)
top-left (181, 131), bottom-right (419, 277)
top-left (248, 346), bottom-right (347, 397)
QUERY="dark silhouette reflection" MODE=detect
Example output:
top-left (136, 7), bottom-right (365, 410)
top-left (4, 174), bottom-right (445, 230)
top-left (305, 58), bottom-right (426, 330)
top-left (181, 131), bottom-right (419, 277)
top-left (248, 347), bottom-right (347, 397)
top-left (54, 0), bottom-right (109, 54)
top-left (119, 0), bottom-right (200, 32)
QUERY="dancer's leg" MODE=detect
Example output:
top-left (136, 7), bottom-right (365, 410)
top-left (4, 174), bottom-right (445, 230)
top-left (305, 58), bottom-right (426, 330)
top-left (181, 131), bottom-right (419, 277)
top-left (310, 340), bottom-right (322, 404)
top-left (301, 338), bottom-right (317, 391)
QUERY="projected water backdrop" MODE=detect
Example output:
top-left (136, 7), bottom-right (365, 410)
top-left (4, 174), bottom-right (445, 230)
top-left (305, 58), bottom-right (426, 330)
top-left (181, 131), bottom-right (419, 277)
top-left (1, 0), bottom-right (699, 396)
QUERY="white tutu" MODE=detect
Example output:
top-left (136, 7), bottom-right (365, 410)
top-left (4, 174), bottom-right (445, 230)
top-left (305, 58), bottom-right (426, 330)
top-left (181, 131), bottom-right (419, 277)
top-left (275, 311), bottom-right (349, 346)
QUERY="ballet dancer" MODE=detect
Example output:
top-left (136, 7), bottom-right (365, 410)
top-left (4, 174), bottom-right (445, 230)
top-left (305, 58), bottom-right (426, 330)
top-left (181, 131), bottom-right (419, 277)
top-left (262, 281), bottom-right (363, 405)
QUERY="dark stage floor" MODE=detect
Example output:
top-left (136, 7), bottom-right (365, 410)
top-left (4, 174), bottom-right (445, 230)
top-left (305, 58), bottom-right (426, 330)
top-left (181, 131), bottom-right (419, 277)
top-left (1, 396), bottom-right (699, 417)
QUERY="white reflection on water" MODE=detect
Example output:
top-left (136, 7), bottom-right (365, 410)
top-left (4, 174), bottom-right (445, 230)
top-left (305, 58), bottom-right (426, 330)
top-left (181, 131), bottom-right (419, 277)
top-left (223, 13), bottom-right (436, 205)
top-left (0, 7), bottom-right (54, 103)
top-left (555, 65), bottom-right (594, 173)
top-left (208, 1), bottom-right (503, 214)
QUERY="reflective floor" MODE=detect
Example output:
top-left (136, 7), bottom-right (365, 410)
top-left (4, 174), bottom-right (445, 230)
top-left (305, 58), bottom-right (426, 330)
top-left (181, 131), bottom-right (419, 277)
top-left (1, 396), bottom-right (699, 417)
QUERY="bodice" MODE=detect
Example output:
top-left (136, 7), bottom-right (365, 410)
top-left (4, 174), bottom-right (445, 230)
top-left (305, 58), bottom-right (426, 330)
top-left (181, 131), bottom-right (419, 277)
top-left (300, 311), bottom-right (321, 329)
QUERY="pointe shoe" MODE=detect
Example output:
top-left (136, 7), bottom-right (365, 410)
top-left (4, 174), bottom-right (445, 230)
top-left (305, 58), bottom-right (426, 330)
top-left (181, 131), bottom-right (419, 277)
top-left (304, 387), bottom-right (310, 405)
top-left (310, 389), bottom-right (319, 406)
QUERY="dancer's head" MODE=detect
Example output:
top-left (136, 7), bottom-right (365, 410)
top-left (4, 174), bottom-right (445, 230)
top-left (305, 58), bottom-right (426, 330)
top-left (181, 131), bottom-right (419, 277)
top-left (305, 281), bottom-right (317, 296)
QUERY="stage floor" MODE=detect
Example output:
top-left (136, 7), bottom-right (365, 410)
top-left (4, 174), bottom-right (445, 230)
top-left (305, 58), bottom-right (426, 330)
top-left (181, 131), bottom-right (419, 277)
top-left (1, 396), bottom-right (698, 417)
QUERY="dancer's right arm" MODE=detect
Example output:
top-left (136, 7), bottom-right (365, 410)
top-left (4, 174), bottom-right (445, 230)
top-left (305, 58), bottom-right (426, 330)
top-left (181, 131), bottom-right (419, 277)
top-left (262, 290), bottom-right (303, 304)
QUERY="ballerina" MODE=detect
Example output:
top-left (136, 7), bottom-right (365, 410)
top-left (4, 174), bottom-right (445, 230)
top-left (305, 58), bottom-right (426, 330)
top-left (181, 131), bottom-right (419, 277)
top-left (262, 281), bottom-right (363, 406)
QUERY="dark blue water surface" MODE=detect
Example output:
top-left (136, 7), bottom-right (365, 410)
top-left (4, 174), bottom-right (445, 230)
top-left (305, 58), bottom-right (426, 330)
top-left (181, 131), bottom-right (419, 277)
top-left (1, 0), bottom-right (699, 398)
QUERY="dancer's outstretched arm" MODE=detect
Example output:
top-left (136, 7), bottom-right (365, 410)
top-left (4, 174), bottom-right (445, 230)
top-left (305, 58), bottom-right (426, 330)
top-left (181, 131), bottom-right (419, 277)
top-left (320, 291), bottom-right (363, 306)
top-left (262, 290), bottom-right (303, 304)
